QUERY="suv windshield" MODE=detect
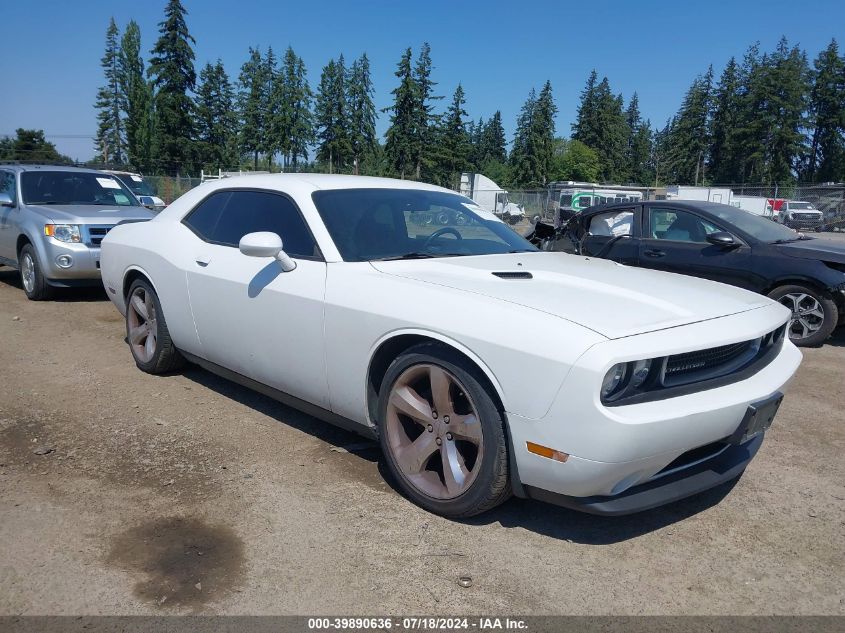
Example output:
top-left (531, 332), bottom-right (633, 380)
top-left (21, 171), bottom-right (138, 206)
top-left (788, 202), bottom-right (815, 210)
top-left (312, 188), bottom-right (537, 261)
top-left (701, 202), bottom-right (802, 243)
top-left (115, 174), bottom-right (155, 197)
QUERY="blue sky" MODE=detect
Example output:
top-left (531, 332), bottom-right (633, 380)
top-left (4, 0), bottom-right (844, 163)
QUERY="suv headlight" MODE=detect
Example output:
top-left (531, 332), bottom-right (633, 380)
top-left (44, 224), bottom-right (82, 243)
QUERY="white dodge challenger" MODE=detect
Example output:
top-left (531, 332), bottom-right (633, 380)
top-left (100, 175), bottom-right (802, 517)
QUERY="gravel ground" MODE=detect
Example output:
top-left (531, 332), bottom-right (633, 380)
top-left (0, 264), bottom-right (843, 616)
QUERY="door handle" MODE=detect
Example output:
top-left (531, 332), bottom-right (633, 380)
top-left (644, 249), bottom-right (665, 258)
top-left (195, 256), bottom-right (210, 267)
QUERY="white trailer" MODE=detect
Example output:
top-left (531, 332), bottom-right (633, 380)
top-left (666, 185), bottom-right (734, 204)
top-left (732, 195), bottom-right (774, 218)
top-left (459, 173), bottom-right (524, 224)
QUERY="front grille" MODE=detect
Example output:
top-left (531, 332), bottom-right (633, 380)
top-left (662, 325), bottom-right (785, 388)
top-left (666, 341), bottom-right (752, 377)
top-left (791, 213), bottom-right (821, 222)
top-left (86, 226), bottom-right (113, 246)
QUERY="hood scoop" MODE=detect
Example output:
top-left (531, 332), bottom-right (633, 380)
top-left (492, 271), bottom-right (533, 280)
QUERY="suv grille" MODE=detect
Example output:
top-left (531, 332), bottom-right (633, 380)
top-left (791, 212), bottom-right (820, 222)
top-left (666, 341), bottom-right (752, 377)
top-left (86, 226), bottom-right (113, 246)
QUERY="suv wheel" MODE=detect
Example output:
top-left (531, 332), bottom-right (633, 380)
top-left (19, 244), bottom-right (53, 301)
top-left (768, 284), bottom-right (838, 347)
top-left (126, 278), bottom-right (185, 373)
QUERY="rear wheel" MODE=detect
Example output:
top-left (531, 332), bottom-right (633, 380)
top-left (768, 284), bottom-right (838, 347)
top-left (19, 244), bottom-right (52, 301)
top-left (377, 343), bottom-right (511, 518)
top-left (126, 278), bottom-right (185, 373)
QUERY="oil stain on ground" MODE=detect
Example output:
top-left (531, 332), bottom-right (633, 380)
top-left (107, 516), bottom-right (245, 609)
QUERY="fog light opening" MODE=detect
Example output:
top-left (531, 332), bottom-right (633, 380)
top-left (526, 441), bottom-right (569, 463)
top-left (55, 254), bottom-right (73, 269)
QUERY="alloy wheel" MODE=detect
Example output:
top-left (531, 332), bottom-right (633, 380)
top-left (21, 253), bottom-right (35, 294)
top-left (384, 363), bottom-right (484, 500)
top-left (127, 286), bottom-right (158, 363)
top-left (779, 292), bottom-right (824, 340)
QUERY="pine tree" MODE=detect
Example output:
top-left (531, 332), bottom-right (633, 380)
top-left (95, 18), bottom-right (124, 165)
top-left (262, 47), bottom-right (279, 169)
top-left (314, 57), bottom-right (351, 173)
top-left (805, 39), bottom-right (845, 181)
top-left (147, 0), bottom-right (196, 175)
top-left (532, 81), bottom-right (558, 185)
top-left (195, 60), bottom-right (237, 169)
top-left (435, 84), bottom-right (471, 187)
top-left (384, 48), bottom-right (417, 179)
top-left (623, 93), bottom-right (653, 184)
top-left (709, 57), bottom-right (742, 183)
top-left (412, 43), bottom-right (442, 180)
top-left (665, 67), bottom-right (713, 184)
top-left (510, 89), bottom-right (541, 186)
top-left (238, 47), bottom-right (266, 170)
top-left (572, 70), bottom-right (600, 148)
top-left (768, 38), bottom-right (809, 184)
top-left (347, 53), bottom-right (377, 175)
top-left (483, 111), bottom-right (507, 164)
top-left (119, 20), bottom-right (152, 172)
top-left (594, 80), bottom-right (628, 182)
top-left (270, 47), bottom-right (314, 170)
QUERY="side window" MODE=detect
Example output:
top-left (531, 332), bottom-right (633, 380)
top-left (588, 210), bottom-right (634, 237)
top-left (0, 171), bottom-right (17, 204)
top-left (183, 191), bottom-right (231, 240)
top-left (649, 208), bottom-right (720, 243)
top-left (186, 190), bottom-right (319, 259)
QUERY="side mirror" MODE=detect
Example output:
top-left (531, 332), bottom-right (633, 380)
top-left (239, 231), bottom-right (297, 272)
top-left (0, 193), bottom-right (14, 207)
top-left (706, 231), bottom-right (738, 248)
top-left (138, 195), bottom-right (156, 210)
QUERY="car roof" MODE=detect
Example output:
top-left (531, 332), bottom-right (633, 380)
top-left (200, 172), bottom-right (457, 194)
top-left (582, 199), bottom-right (738, 215)
top-left (0, 163), bottom-right (115, 176)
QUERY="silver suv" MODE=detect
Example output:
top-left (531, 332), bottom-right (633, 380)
top-left (0, 165), bottom-right (154, 300)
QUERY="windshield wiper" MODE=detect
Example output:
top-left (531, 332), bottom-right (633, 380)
top-left (373, 252), bottom-right (437, 261)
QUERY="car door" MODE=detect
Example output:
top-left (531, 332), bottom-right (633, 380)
top-left (183, 189), bottom-right (330, 408)
top-left (637, 206), bottom-right (753, 290)
top-left (579, 207), bottom-right (640, 265)
top-left (0, 170), bottom-right (18, 261)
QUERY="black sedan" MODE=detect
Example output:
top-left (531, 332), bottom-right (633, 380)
top-left (530, 200), bottom-right (845, 346)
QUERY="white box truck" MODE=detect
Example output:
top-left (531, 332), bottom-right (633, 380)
top-left (732, 195), bottom-right (774, 218)
top-left (666, 185), bottom-right (734, 204)
top-left (459, 173), bottom-right (524, 224)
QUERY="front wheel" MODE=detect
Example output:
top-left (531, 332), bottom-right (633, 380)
top-left (377, 343), bottom-right (511, 518)
top-left (19, 244), bottom-right (52, 301)
top-left (126, 278), bottom-right (185, 373)
top-left (768, 284), bottom-right (838, 347)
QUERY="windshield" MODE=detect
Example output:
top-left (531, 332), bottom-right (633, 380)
top-left (116, 174), bottom-right (155, 197)
top-left (21, 171), bottom-right (138, 206)
top-left (701, 203), bottom-right (802, 243)
top-left (788, 202), bottom-right (815, 210)
top-left (312, 189), bottom-right (537, 262)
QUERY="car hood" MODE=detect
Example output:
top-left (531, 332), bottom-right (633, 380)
top-left (371, 252), bottom-right (771, 339)
top-left (774, 238), bottom-right (845, 264)
top-left (26, 204), bottom-right (154, 224)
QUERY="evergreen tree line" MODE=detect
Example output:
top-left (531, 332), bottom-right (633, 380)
top-left (92, 1), bottom-right (844, 188)
top-left (573, 37), bottom-right (845, 187)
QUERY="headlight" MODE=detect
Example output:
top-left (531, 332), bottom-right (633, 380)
top-left (44, 224), bottom-right (82, 243)
top-left (601, 363), bottom-right (629, 400)
top-left (601, 359), bottom-right (654, 402)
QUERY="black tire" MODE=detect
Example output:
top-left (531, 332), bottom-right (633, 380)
top-left (19, 243), bottom-right (53, 301)
top-left (126, 278), bottom-right (185, 373)
top-left (377, 343), bottom-right (511, 518)
top-left (768, 284), bottom-right (838, 347)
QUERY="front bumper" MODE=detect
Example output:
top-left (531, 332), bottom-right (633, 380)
top-left (523, 433), bottom-right (763, 515)
top-left (507, 303), bottom-right (801, 511)
top-left (40, 238), bottom-right (102, 282)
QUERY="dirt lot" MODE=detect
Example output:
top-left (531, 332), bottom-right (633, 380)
top-left (0, 264), bottom-right (843, 616)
